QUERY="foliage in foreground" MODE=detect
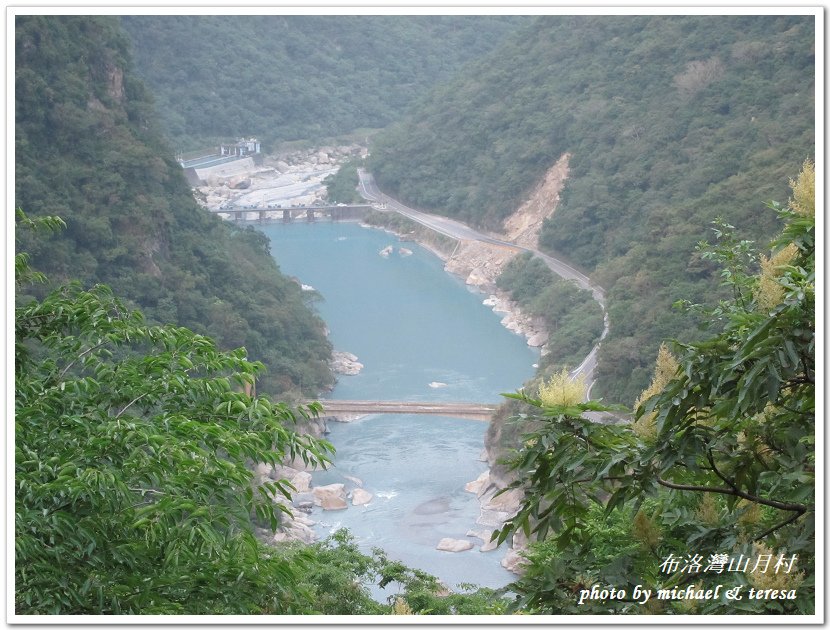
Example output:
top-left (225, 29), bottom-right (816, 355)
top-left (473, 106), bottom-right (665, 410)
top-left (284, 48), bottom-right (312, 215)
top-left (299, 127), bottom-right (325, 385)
top-left (495, 164), bottom-right (815, 615)
top-left (294, 530), bottom-right (510, 615)
top-left (15, 213), bottom-right (337, 614)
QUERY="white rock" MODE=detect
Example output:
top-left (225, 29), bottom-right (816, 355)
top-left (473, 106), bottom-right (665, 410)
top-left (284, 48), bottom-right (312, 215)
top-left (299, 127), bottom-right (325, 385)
top-left (527, 332), bottom-right (549, 347)
top-left (331, 351), bottom-right (363, 375)
top-left (291, 471), bottom-right (312, 493)
top-left (464, 470), bottom-right (490, 496)
top-left (379, 245), bottom-right (394, 257)
top-left (398, 247), bottom-right (413, 257)
top-left (476, 509), bottom-right (513, 528)
top-left (428, 381), bottom-right (448, 389)
top-left (501, 549), bottom-right (529, 574)
top-left (320, 496), bottom-right (348, 511)
top-left (436, 538), bottom-right (474, 552)
top-left (483, 487), bottom-right (523, 513)
top-left (312, 483), bottom-right (346, 506)
top-left (351, 488), bottom-right (373, 506)
top-left (466, 268), bottom-right (489, 286)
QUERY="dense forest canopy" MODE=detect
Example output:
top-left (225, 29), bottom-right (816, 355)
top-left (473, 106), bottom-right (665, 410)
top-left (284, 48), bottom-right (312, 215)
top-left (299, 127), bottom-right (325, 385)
top-left (15, 16), bottom-right (333, 395)
top-left (120, 15), bottom-right (529, 150)
top-left (369, 14), bottom-right (815, 403)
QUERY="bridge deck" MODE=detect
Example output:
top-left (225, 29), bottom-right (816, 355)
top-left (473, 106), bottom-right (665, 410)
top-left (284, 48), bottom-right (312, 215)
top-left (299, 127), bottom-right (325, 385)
top-left (214, 204), bottom-right (373, 213)
top-left (306, 400), bottom-right (499, 421)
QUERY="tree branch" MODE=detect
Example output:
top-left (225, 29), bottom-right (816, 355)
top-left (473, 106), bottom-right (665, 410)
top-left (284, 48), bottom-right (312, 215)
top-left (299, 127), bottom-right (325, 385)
top-left (58, 339), bottom-right (111, 379)
top-left (753, 510), bottom-right (806, 542)
top-left (706, 449), bottom-right (739, 493)
top-left (655, 476), bottom-right (807, 513)
top-left (114, 392), bottom-right (149, 419)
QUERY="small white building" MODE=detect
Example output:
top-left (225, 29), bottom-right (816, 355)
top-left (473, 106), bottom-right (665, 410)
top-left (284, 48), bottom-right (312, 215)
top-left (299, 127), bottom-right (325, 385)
top-left (219, 138), bottom-right (261, 157)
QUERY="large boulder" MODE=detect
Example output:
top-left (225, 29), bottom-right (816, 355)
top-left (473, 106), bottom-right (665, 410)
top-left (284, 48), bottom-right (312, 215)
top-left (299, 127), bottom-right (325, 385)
top-left (320, 495), bottom-right (348, 511)
top-left (351, 488), bottom-right (373, 506)
top-left (292, 492), bottom-right (315, 513)
top-left (501, 548), bottom-right (529, 574)
top-left (464, 470), bottom-right (491, 496)
top-left (482, 486), bottom-right (523, 513)
top-left (527, 331), bottom-right (549, 347)
top-left (228, 177), bottom-right (251, 189)
top-left (331, 351), bottom-right (363, 375)
top-left (312, 483), bottom-right (346, 507)
top-left (436, 538), bottom-right (474, 552)
top-left (290, 471), bottom-right (312, 493)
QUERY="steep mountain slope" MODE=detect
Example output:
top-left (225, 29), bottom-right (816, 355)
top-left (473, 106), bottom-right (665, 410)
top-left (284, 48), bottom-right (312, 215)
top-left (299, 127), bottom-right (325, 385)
top-left (369, 15), bottom-right (815, 403)
top-left (120, 15), bottom-right (528, 150)
top-left (15, 16), bottom-right (333, 395)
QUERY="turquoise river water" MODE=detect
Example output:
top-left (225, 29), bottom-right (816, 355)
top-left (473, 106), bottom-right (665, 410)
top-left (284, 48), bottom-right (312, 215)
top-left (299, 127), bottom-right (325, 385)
top-left (258, 221), bottom-right (537, 593)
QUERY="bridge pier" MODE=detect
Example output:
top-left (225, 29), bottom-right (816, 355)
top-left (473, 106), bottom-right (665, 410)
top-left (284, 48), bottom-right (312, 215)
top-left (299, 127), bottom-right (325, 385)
top-left (259, 210), bottom-right (267, 222)
top-left (282, 209), bottom-right (292, 223)
top-left (307, 208), bottom-right (316, 223)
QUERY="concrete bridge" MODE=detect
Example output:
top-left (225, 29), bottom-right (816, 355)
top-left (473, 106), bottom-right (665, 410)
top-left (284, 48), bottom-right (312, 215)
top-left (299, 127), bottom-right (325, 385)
top-left (308, 399), bottom-right (499, 422)
top-left (213, 204), bottom-right (374, 223)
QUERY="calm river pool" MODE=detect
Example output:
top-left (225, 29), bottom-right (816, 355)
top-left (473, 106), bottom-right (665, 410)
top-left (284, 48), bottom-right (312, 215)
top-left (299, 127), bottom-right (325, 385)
top-left (258, 220), bottom-right (537, 593)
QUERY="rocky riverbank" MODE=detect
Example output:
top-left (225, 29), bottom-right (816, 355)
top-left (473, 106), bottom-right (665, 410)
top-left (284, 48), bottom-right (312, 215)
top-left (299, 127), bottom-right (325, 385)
top-left (193, 144), bottom-right (368, 212)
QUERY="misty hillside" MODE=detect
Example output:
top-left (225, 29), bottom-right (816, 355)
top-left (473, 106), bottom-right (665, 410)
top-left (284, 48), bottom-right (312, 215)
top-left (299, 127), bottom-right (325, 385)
top-left (121, 15), bottom-right (528, 150)
top-left (369, 15), bottom-right (815, 403)
top-left (15, 16), bottom-right (333, 395)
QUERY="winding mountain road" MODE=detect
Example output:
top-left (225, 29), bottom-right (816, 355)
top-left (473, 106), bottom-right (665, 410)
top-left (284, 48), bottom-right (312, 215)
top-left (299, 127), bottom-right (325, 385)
top-left (357, 169), bottom-right (609, 398)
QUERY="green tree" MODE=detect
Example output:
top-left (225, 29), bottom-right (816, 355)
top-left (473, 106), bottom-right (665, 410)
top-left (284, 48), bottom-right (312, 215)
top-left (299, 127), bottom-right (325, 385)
top-left (15, 212), bottom-right (335, 614)
top-left (16, 16), bottom-right (335, 398)
top-left (323, 158), bottom-right (363, 204)
top-left (494, 162), bottom-right (815, 614)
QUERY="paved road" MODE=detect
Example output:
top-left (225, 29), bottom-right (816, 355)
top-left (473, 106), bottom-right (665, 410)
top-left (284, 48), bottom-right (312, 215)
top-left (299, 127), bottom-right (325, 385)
top-left (357, 169), bottom-right (609, 396)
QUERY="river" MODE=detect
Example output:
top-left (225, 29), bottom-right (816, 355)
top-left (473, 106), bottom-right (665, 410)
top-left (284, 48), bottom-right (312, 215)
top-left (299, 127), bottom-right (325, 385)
top-left (256, 220), bottom-right (537, 594)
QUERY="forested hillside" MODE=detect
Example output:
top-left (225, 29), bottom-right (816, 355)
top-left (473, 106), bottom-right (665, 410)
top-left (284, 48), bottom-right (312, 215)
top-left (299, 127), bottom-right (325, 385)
top-left (15, 16), bottom-right (333, 395)
top-left (120, 15), bottom-right (527, 150)
top-left (370, 15), bottom-right (815, 403)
